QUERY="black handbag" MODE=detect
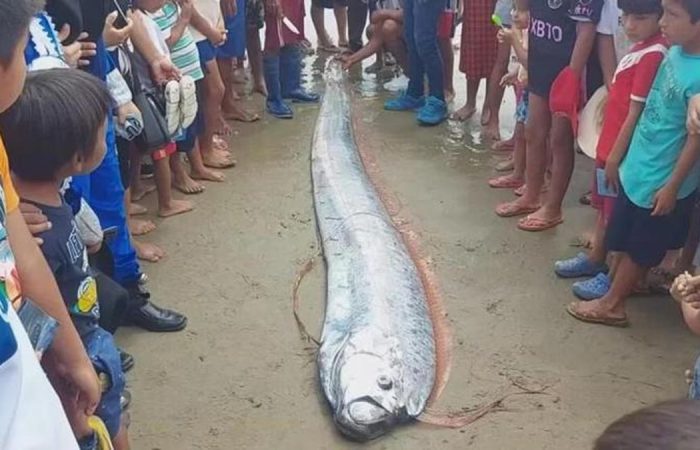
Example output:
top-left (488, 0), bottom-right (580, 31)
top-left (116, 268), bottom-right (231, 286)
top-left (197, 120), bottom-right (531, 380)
top-left (117, 45), bottom-right (171, 152)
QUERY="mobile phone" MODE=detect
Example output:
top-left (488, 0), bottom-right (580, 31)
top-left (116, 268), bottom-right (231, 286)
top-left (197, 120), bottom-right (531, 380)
top-left (103, 226), bottom-right (119, 243)
top-left (113, 0), bottom-right (132, 29)
top-left (596, 168), bottom-right (618, 198)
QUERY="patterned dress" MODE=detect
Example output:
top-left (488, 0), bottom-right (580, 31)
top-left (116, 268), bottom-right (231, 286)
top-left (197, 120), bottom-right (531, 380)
top-left (459, 0), bottom-right (498, 78)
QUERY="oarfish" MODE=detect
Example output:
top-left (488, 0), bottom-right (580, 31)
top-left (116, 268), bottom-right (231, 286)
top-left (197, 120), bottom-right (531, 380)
top-left (312, 62), bottom-right (436, 441)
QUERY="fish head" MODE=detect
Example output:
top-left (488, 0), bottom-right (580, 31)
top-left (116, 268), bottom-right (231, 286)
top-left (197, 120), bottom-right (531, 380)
top-left (333, 352), bottom-right (403, 441)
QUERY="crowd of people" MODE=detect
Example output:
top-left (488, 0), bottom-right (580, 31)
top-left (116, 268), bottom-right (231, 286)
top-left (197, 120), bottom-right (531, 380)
top-left (2, 0), bottom-right (700, 447)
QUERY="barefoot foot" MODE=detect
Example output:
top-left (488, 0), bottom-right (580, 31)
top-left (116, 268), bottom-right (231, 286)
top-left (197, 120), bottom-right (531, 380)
top-left (158, 199), bottom-right (194, 218)
top-left (191, 167), bottom-right (225, 182)
top-left (223, 104), bottom-right (261, 122)
top-left (451, 105), bottom-right (476, 121)
top-left (130, 218), bottom-right (157, 236)
top-left (132, 184), bottom-right (156, 202)
top-left (173, 172), bottom-right (205, 195)
top-left (133, 240), bottom-right (166, 263)
top-left (129, 203), bottom-right (148, 216)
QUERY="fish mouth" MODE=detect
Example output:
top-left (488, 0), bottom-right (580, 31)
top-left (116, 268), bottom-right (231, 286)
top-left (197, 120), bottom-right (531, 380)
top-left (334, 397), bottom-right (397, 441)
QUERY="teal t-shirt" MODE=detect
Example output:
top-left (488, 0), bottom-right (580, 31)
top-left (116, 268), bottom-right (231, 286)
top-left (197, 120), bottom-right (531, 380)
top-left (620, 45), bottom-right (700, 208)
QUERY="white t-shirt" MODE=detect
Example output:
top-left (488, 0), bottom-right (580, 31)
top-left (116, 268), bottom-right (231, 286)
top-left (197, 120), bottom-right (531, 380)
top-left (597, 0), bottom-right (631, 61)
top-left (132, 12), bottom-right (171, 90)
top-left (0, 301), bottom-right (78, 449)
top-left (190, 0), bottom-right (223, 43)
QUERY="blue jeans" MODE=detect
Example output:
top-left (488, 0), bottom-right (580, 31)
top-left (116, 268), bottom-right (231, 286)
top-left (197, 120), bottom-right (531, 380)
top-left (404, 0), bottom-right (444, 100)
top-left (690, 353), bottom-right (700, 400)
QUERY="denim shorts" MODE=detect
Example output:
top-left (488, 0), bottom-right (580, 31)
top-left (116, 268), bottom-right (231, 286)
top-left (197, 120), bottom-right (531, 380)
top-left (196, 40), bottom-right (217, 73)
top-left (84, 327), bottom-right (125, 438)
top-left (690, 353), bottom-right (700, 399)
top-left (515, 89), bottom-right (529, 123)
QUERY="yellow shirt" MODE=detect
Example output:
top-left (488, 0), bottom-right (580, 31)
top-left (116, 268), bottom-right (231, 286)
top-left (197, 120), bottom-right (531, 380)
top-left (0, 137), bottom-right (19, 214)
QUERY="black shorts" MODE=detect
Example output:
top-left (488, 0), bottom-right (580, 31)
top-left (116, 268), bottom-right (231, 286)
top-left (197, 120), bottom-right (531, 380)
top-left (606, 187), bottom-right (695, 268)
top-left (527, 52), bottom-right (568, 99)
top-left (313, 0), bottom-right (348, 8)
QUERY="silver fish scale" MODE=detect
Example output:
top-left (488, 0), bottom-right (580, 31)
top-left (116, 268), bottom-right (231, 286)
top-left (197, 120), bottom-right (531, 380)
top-left (312, 63), bottom-right (435, 441)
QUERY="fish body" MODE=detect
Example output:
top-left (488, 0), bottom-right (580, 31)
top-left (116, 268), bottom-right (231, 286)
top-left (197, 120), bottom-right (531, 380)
top-left (312, 63), bottom-right (436, 441)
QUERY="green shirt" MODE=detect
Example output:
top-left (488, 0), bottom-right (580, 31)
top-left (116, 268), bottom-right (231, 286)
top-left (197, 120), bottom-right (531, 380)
top-left (150, 2), bottom-right (204, 81)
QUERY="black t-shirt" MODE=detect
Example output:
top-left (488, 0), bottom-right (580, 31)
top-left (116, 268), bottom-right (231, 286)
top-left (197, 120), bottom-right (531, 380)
top-left (33, 200), bottom-right (100, 336)
top-left (529, 0), bottom-right (604, 62)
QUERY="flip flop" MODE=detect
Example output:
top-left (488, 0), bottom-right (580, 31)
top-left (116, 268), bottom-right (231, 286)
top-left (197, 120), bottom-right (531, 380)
top-left (164, 80), bottom-right (182, 136)
top-left (515, 183), bottom-right (549, 197)
top-left (518, 215), bottom-right (564, 232)
top-left (495, 201), bottom-right (540, 218)
top-left (489, 175), bottom-right (524, 189)
top-left (566, 302), bottom-right (629, 327)
top-left (495, 158), bottom-right (514, 172)
top-left (179, 75), bottom-right (198, 129)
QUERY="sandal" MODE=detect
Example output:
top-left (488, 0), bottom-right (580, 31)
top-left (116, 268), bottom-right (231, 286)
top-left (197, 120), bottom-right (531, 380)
top-left (514, 183), bottom-right (549, 197)
top-left (164, 80), bottom-right (182, 136)
top-left (518, 215), bottom-right (564, 232)
top-left (646, 267), bottom-right (678, 294)
top-left (495, 158), bottom-right (514, 172)
top-left (566, 302), bottom-right (629, 327)
top-left (179, 75), bottom-right (197, 129)
top-left (489, 175), bottom-right (524, 189)
top-left (495, 201), bottom-right (540, 218)
top-left (579, 190), bottom-right (592, 205)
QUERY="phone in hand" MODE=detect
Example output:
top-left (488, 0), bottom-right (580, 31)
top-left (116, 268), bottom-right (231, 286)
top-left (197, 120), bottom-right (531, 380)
top-left (113, 0), bottom-right (133, 29)
top-left (596, 168), bottom-right (618, 198)
top-left (103, 225), bottom-right (119, 243)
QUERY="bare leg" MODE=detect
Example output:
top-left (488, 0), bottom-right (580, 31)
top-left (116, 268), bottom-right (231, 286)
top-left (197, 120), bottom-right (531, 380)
top-left (383, 21), bottom-right (408, 72)
top-left (247, 27), bottom-right (267, 96)
top-left (112, 424), bottom-right (130, 450)
top-left (334, 4), bottom-right (349, 47)
top-left (342, 23), bottom-right (384, 68)
top-left (189, 140), bottom-right (225, 182)
top-left (439, 37), bottom-right (455, 103)
top-left (451, 77), bottom-right (479, 121)
top-left (124, 184), bottom-right (161, 260)
top-left (483, 40), bottom-right (510, 140)
top-left (219, 56), bottom-right (260, 122)
top-left (154, 156), bottom-right (193, 218)
top-left (200, 59), bottom-right (234, 169)
top-left (170, 152), bottom-right (205, 195)
top-left (312, 5), bottom-right (335, 49)
top-left (589, 212), bottom-right (608, 265)
top-left (678, 202), bottom-right (700, 271)
top-left (527, 115), bottom-right (574, 224)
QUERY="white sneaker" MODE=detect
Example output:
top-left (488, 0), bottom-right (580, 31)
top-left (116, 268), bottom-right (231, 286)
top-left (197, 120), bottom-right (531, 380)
top-left (179, 75), bottom-right (198, 130)
top-left (164, 79), bottom-right (182, 136)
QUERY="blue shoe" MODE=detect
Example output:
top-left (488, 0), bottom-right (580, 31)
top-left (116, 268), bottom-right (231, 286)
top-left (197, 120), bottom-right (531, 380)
top-left (384, 92), bottom-right (425, 111)
top-left (573, 273), bottom-right (611, 301)
top-left (280, 45), bottom-right (319, 103)
top-left (416, 96), bottom-right (447, 126)
top-left (264, 55), bottom-right (294, 119)
top-left (554, 252), bottom-right (607, 278)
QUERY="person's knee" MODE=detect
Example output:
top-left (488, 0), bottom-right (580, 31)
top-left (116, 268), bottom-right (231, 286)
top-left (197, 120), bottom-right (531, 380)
top-left (382, 19), bottom-right (400, 38)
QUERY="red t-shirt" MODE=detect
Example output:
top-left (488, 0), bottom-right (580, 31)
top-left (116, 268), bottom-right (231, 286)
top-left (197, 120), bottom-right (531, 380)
top-left (596, 33), bottom-right (668, 163)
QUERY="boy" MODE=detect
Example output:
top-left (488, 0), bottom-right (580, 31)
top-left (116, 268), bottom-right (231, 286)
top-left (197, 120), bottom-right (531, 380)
top-left (0, 0), bottom-right (100, 448)
top-left (554, 0), bottom-right (667, 300)
top-left (568, 0), bottom-right (700, 327)
top-left (504, 0), bottom-right (604, 230)
top-left (0, 69), bottom-right (130, 449)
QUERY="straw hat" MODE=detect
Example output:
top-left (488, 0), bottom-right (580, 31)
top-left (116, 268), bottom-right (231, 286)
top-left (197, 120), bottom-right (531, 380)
top-left (577, 86), bottom-right (608, 159)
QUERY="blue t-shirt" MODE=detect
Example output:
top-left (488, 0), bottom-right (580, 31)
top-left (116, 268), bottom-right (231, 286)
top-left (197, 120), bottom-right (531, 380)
top-left (620, 46), bottom-right (700, 208)
top-left (33, 200), bottom-right (100, 336)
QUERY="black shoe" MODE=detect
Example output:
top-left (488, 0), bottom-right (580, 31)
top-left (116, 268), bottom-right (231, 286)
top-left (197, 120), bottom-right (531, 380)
top-left (120, 389), bottom-right (132, 410)
top-left (128, 301), bottom-right (187, 332)
top-left (119, 349), bottom-right (135, 373)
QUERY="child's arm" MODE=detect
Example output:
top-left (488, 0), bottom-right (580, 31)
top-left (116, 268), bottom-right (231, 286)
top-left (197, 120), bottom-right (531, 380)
top-left (672, 273), bottom-right (700, 335)
top-left (569, 22), bottom-right (597, 76)
top-left (131, 9), bottom-right (180, 83)
top-left (6, 210), bottom-right (100, 418)
top-left (689, 94), bottom-right (700, 135)
top-left (597, 34), bottom-right (616, 89)
top-left (652, 134), bottom-right (700, 216)
top-left (604, 101), bottom-right (645, 192)
top-left (497, 28), bottom-right (527, 68)
top-left (166, 0), bottom-right (193, 48)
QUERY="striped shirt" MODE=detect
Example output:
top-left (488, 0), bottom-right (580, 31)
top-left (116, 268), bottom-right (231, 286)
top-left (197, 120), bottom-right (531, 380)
top-left (150, 2), bottom-right (204, 81)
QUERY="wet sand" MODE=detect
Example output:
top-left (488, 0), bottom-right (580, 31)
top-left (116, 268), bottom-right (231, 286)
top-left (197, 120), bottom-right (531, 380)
top-left (121, 16), bottom-right (698, 450)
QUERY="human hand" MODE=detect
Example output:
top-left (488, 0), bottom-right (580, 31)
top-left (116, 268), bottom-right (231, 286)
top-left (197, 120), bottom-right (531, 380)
top-left (207, 28), bottom-right (228, 47)
top-left (116, 101), bottom-right (142, 126)
top-left (673, 273), bottom-right (700, 309)
top-left (19, 203), bottom-right (51, 245)
top-left (221, 0), bottom-right (237, 17)
top-left (604, 158), bottom-right (620, 193)
top-left (688, 94), bottom-right (700, 135)
top-left (150, 56), bottom-right (181, 84)
top-left (651, 185), bottom-right (677, 216)
top-left (497, 28), bottom-right (514, 45)
top-left (500, 72), bottom-right (517, 87)
top-left (103, 10), bottom-right (134, 47)
top-left (177, 0), bottom-right (194, 23)
top-left (59, 26), bottom-right (97, 68)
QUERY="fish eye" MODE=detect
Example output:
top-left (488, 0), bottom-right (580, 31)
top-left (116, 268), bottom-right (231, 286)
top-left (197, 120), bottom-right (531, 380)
top-left (377, 375), bottom-right (393, 390)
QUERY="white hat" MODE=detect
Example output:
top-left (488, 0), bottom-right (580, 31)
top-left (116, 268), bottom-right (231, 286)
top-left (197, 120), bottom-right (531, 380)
top-left (577, 86), bottom-right (608, 159)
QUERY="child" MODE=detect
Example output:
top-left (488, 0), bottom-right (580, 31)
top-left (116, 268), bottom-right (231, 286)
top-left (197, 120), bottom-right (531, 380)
top-left (262, 0), bottom-right (319, 118)
top-left (131, 0), bottom-right (195, 218)
top-left (150, 0), bottom-right (227, 195)
top-left (568, 0), bottom-right (700, 327)
top-left (0, 69), bottom-right (130, 449)
top-left (595, 400), bottom-right (700, 449)
top-left (512, 0), bottom-right (604, 232)
top-left (491, 0), bottom-right (530, 205)
top-left (0, 1), bottom-right (99, 448)
top-left (554, 0), bottom-right (667, 300)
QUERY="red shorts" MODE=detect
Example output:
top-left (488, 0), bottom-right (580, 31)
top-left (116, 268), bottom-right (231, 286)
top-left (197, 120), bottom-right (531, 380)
top-left (151, 142), bottom-right (176, 162)
top-left (591, 160), bottom-right (615, 225)
top-left (437, 11), bottom-right (456, 40)
top-left (264, 0), bottom-right (305, 52)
